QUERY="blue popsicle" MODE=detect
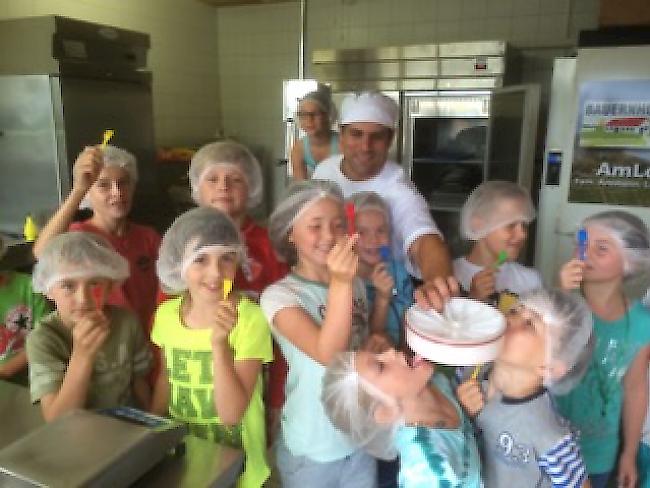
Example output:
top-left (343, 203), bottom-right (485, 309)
top-left (577, 228), bottom-right (588, 261)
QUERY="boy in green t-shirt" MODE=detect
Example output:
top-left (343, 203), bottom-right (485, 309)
top-left (0, 236), bottom-right (50, 383)
top-left (26, 232), bottom-right (152, 421)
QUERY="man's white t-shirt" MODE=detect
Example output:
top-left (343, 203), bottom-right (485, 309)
top-left (313, 154), bottom-right (440, 278)
top-left (453, 257), bottom-right (543, 296)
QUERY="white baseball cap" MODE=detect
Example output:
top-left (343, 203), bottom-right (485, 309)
top-left (340, 92), bottom-right (398, 129)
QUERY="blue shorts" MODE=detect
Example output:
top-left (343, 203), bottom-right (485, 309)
top-left (276, 437), bottom-right (377, 488)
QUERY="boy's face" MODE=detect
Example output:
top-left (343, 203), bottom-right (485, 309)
top-left (356, 348), bottom-right (433, 400)
top-left (184, 251), bottom-right (238, 303)
top-left (88, 166), bottom-right (134, 221)
top-left (497, 304), bottom-right (548, 376)
top-left (47, 276), bottom-right (112, 326)
top-left (197, 165), bottom-right (249, 220)
top-left (355, 209), bottom-right (390, 266)
top-left (289, 197), bottom-right (346, 269)
top-left (581, 225), bottom-right (626, 281)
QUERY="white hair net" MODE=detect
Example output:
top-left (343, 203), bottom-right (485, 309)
top-left (322, 352), bottom-right (399, 460)
top-left (347, 191), bottom-right (391, 225)
top-left (80, 145), bottom-right (138, 210)
top-left (268, 179), bottom-right (344, 264)
top-left (188, 141), bottom-right (263, 209)
top-left (583, 210), bottom-right (650, 277)
top-left (32, 231), bottom-right (130, 294)
top-left (300, 87), bottom-right (337, 124)
top-left (157, 207), bottom-right (244, 294)
top-left (460, 181), bottom-right (535, 241)
top-left (519, 288), bottom-right (594, 395)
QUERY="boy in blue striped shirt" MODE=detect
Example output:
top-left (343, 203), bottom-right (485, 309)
top-left (456, 288), bottom-right (594, 488)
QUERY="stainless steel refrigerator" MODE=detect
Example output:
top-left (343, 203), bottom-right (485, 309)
top-left (0, 16), bottom-right (163, 237)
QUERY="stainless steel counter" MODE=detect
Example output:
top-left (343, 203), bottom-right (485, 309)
top-left (0, 381), bottom-right (243, 487)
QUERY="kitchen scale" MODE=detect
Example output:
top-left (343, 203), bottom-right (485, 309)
top-left (0, 407), bottom-right (188, 487)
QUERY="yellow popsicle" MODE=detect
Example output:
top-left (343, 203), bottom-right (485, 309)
top-left (100, 129), bottom-right (114, 149)
top-left (223, 279), bottom-right (233, 300)
top-left (470, 364), bottom-right (481, 380)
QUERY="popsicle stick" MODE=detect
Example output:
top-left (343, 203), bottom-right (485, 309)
top-left (100, 129), bottom-right (115, 149)
top-left (345, 202), bottom-right (355, 235)
top-left (223, 279), bottom-right (233, 300)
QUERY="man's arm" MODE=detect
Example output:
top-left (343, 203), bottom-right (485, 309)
top-left (408, 234), bottom-right (452, 281)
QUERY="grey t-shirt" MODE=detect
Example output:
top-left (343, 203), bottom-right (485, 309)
top-left (476, 389), bottom-right (587, 488)
top-left (27, 306), bottom-right (152, 408)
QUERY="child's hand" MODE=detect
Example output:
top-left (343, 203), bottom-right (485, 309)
top-left (617, 449), bottom-right (638, 488)
top-left (559, 258), bottom-right (585, 290)
top-left (211, 298), bottom-right (237, 346)
top-left (72, 146), bottom-right (103, 194)
top-left (327, 234), bottom-right (359, 284)
top-left (414, 276), bottom-right (459, 311)
top-left (363, 332), bottom-right (392, 353)
top-left (371, 262), bottom-right (395, 299)
top-left (469, 267), bottom-right (496, 301)
top-left (71, 310), bottom-right (109, 360)
top-left (456, 378), bottom-right (485, 417)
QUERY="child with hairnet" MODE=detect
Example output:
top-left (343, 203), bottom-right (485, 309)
top-left (33, 145), bottom-right (161, 331)
top-left (321, 304), bottom-right (482, 487)
top-left (150, 207), bottom-right (273, 488)
top-left (290, 87), bottom-right (339, 181)
top-left (349, 192), bottom-right (413, 349)
top-left (0, 236), bottom-right (49, 384)
top-left (454, 181), bottom-right (542, 310)
top-left (26, 232), bottom-right (152, 421)
top-left (260, 180), bottom-right (382, 487)
top-left (455, 285), bottom-right (593, 488)
top-left (188, 140), bottom-right (289, 442)
top-left (556, 210), bottom-right (650, 488)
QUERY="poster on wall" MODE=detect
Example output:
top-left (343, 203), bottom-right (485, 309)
top-left (569, 79), bottom-right (650, 206)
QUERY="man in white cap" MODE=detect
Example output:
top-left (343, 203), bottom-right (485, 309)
top-left (313, 91), bottom-right (452, 287)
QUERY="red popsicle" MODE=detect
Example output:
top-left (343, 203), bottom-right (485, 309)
top-left (91, 285), bottom-right (104, 311)
top-left (345, 202), bottom-right (355, 235)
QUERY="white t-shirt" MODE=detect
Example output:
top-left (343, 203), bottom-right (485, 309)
top-left (453, 257), bottom-right (543, 296)
top-left (313, 154), bottom-right (440, 278)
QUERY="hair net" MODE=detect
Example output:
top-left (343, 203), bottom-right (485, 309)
top-left (32, 231), bottom-right (130, 294)
top-left (80, 145), bottom-right (138, 210)
top-left (188, 141), bottom-right (263, 209)
top-left (322, 352), bottom-right (399, 460)
top-left (347, 191), bottom-right (391, 225)
top-left (340, 92), bottom-right (398, 129)
top-left (519, 288), bottom-right (594, 395)
top-left (460, 181), bottom-right (535, 241)
top-left (300, 87), bottom-right (337, 124)
top-left (268, 179), bottom-right (344, 264)
top-left (157, 207), bottom-right (244, 294)
top-left (582, 210), bottom-right (650, 277)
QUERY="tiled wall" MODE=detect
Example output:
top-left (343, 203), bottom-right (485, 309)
top-left (216, 0), bottom-right (600, 206)
top-left (0, 0), bottom-right (221, 147)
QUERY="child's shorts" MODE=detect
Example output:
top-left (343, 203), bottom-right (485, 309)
top-left (275, 436), bottom-right (377, 488)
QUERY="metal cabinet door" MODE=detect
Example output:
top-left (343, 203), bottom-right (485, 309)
top-left (485, 84), bottom-right (541, 190)
top-left (0, 75), bottom-right (66, 235)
